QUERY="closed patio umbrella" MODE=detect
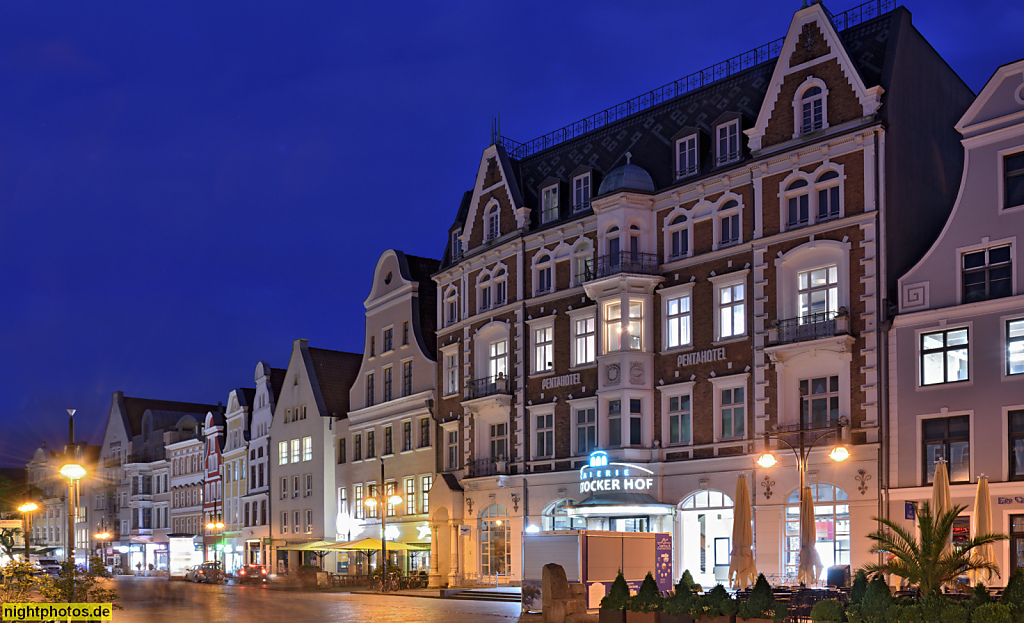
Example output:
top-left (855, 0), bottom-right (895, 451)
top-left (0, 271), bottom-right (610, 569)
top-left (797, 485), bottom-right (823, 585)
top-left (969, 475), bottom-right (997, 584)
top-left (931, 460), bottom-right (952, 521)
top-left (728, 474), bottom-right (757, 589)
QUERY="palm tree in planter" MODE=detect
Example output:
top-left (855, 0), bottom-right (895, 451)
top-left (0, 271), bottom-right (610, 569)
top-left (626, 572), bottom-right (665, 623)
top-left (863, 502), bottom-right (1008, 596)
top-left (601, 571), bottom-right (631, 623)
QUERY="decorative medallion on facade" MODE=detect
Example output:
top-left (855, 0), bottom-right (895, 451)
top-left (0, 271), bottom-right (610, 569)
top-left (606, 364), bottom-right (621, 385)
top-left (856, 469), bottom-right (871, 495)
top-left (629, 362), bottom-right (644, 385)
top-left (761, 474), bottom-right (775, 500)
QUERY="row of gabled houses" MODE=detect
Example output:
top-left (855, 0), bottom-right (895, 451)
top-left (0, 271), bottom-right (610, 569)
top-left (23, 0), bottom-right (1024, 587)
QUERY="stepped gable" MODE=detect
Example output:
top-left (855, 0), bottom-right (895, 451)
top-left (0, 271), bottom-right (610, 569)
top-left (307, 347), bottom-right (362, 418)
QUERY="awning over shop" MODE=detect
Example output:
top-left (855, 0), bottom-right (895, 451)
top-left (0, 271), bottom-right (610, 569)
top-left (564, 492), bottom-right (676, 517)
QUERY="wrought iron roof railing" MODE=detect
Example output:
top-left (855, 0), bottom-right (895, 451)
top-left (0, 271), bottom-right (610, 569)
top-left (495, 0), bottom-right (895, 160)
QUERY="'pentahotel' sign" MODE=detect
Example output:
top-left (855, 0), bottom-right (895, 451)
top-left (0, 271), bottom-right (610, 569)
top-left (579, 451), bottom-right (655, 494)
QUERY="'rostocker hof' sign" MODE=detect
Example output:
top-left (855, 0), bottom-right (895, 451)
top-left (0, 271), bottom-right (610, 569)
top-left (579, 450), bottom-right (655, 494)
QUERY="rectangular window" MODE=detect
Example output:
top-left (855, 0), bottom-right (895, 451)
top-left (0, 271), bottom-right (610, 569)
top-left (537, 266), bottom-right (552, 294)
top-left (403, 421), bottom-right (412, 452)
top-left (447, 430), bottom-right (460, 470)
top-left (627, 300), bottom-right (643, 350)
top-left (291, 439), bottom-right (300, 464)
top-left (717, 120), bottom-right (740, 164)
top-left (721, 387), bottom-right (745, 439)
top-left (445, 352), bottom-right (459, 396)
top-left (817, 183), bottom-right (840, 220)
top-left (800, 376), bottom-right (839, 428)
top-left (535, 326), bottom-right (554, 373)
top-left (666, 294), bottom-right (692, 349)
top-left (574, 317), bottom-right (596, 365)
top-left (420, 417), bottom-right (430, 448)
top-left (280, 477), bottom-right (287, 500)
top-left (366, 430), bottom-right (375, 458)
top-left (1005, 152), bottom-right (1024, 209)
top-left (354, 485), bottom-right (364, 519)
top-left (788, 185), bottom-right (809, 226)
top-left (576, 408), bottom-right (597, 455)
top-left (573, 174), bottom-right (591, 212)
top-left (278, 441), bottom-right (288, 465)
top-left (963, 245), bottom-right (1012, 303)
top-left (1008, 319), bottom-right (1024, 376)
top-left (293, 510), bottom-right (300, 533)
top-left (383, 327), bottom-right (393, 352)
top-left (281, 512), bottom-right (287, 534)
top-left (354, 434), bottom-right (362, 461)
top-left (920, 328), bottom-right (969, 385)
top-left (305, 474), bottom-right (313, 497)
top-left (338, 487), bottom-right (348, 517)
top-left (1010, 410), bottom-right (1024, 480)
top-left (542, 185), bottom-right (559, 222)
top-left (302, 436), bottom-right (312, 461)
top-left (293, 475), bottom-right (300, 498)
top-left (721, 213), bottom-right (740, 245)
top-left (385, 482), bottom-right (397, 517)
top-left (338, 438), bottom-right (346, 464)
top-left (384, 425), bottom-right (393, 455)
top-left (305, 509), bottom-right (313, 534)
top-left (608, 400), bottom-right (622, 447)
top-left (676, 135), bottom-right (698, 178)
top-left (405, 478), bottom-right (416, 515)
top-left (923, 415), bottom-right (970, 484)
top-left (366, 485), bottom-right (378, 519)
top-left (536, 412), bottom-right (554, 458)
top-left (798, 266), bottom-right (839, 318)
top-left (489, 340), bottom-right (508, 379)
top-left (605, 301), bottom-right (621, 352)
top-left (383, 366), bottom-right (393, 402)
top-left (366, 373), bottom-right (375, 407)
top-left (668, 395), bottom-right (691, 445)
top-left (421, 476), bottom-right (431, 514)
top-left (719, 283), bottom-right (746, 339)
top-left (403, 360), bottom-right (413, 396)
top-left (629, 398), bottom-right (642, 446)
top-left (370, 336), bottom-right (375, 357)
top-left (490, 422), bottom-right (507, 459)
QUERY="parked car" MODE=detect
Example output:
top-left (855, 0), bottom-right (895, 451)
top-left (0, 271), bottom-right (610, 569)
top-left (197, 562), bottom-right (224, 584)
top-left (184, 565), bottom-right (204, 582)
top-left (236, 564), bottom-right (269, 584)
top-left (35, 558), bottom-right (61, 576)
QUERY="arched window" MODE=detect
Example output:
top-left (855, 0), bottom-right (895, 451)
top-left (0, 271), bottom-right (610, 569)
top-left (667, 214), bottom-right (689, 261)
top-left (479, 504), bottom-right (511, 575)
top-left (444, 285), bottom-right (459, 327)
top-left (543, 499), bottom-right (587, 531)
top-left (677, 490), bottom-right (734, 588)
top-left (784, 484), bottom-right (850, 581)
top-left (494, 267), bottom-right (507, 305)
top-left (477, 273), bottom-right (492, 313)
top-left (815, 171), bottom-right (841, 221)
top-left (679, 489), bottom-right (733, 509)
top-left (574, 241), bottom-right (593, 284)
top-left (535, 254), bottom-right (553, 296)
top-left (487, 204), bottom-right (500, 241)
top-left (718, 200), bottom-right (741, 247)
top-left (786, 179), bottom-right (810, 227)
top-left (794, 78), bottom-right (829, 137)
top-left (629, 224), bottom-right (641, 260)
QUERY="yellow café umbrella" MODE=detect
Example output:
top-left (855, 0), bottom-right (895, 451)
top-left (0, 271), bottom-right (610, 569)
top-left (728, 474), bottom-right (757, 589)
top-left (969, 475), bottom-right (997, 584)
top-left (326, 538), bottom-right (428, 552)
top-left (931, 459), bottom-right (953, 559)
top-left (797, 486), bottom-right (823, 585)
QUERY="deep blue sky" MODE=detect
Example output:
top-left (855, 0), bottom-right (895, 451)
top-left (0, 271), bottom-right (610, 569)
top-left (1, 1), bottom-right (1020, 467)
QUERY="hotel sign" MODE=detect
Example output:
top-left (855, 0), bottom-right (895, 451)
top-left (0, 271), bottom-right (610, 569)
top-left (677, 347), bottom-right (727, 367)
top-left (541, 373), bottom-right (581, 390)
top-left (579, 451), bottom-right (655, 494)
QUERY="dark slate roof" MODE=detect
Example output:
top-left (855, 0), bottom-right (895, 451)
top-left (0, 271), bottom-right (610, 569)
top-left (399, 252), bottom-right (440, 358)
top-left (123, 396), bottom-right (220, 437)
top-left (438, 6), bottom-right (903, 266)
top-left (269, 368), bottom-right (287, 403)
top-left (440, 472), bottom-right (464, 492)
top-left (307, 347), bottom-right (362, 418)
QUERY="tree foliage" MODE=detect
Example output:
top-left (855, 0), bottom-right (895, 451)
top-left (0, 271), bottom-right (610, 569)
top-left (35, 558), bottom-right (121, 609)
top-left (0, 527), bottom-right (22, 561)
top-left (862, 502), bottom-right (1008, 596)
top-left (0, 560), bottom-right (40, 604)
top-left (601, 570), bottom-right (630, 611)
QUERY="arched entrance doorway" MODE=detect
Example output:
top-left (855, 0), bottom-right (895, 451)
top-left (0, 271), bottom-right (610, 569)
top-left (479, 504), bottom-right (511, 576)
top-left (784, 483), bottom-right (850, 581)
top-left (543, 499), bottom-right (587, 531)
top-left (677, 490), bottom-right (733, 588)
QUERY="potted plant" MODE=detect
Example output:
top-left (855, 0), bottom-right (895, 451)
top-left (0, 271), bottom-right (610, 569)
top-left (600, 571), bottom-right (631, 623)
top-left (663, 582), bottom-right (695, 623)
top-left (626, 572), bottom-right (664, 623)
top-left (972, 603), bottom-right (1012, 623)
top-left (738, 574), bottom-right (784, 623)
top-left (809, 600), bottom-right (845, 623)
top-left (845, 575), bottom-right (891, 623)
top-left (697, 585), bottom-right (737, 623)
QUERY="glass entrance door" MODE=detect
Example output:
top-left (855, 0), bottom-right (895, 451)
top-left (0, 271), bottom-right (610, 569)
top-left (1012, 515), bottom-right (1024, 575)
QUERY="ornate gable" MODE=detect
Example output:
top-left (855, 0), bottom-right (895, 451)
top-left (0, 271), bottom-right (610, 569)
top-left (461, 144), bottom-right (526, 252)
top-left (955, 61), bottom-right (1024, 140)
top-left (746, 3), bottom-right (883, 152)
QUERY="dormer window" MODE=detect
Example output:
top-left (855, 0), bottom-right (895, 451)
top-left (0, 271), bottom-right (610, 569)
top-left (795, 78), bottom-right (828, 137)
top-left (716, 120), bottom-right (740, 165)
top-left (573, 174), bottom-right (591, 213)
top-left (541, 185), bottom-right (559, 223)
top-left (676, 134), bottom-right (698, 179)
top-left (451, 230), bottom-right (463, 261)
top-left (487, 204), bottom-right (500, 241)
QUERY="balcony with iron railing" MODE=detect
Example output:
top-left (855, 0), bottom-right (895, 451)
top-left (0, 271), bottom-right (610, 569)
top-left (675, 164), bottom-right (698, 180)
top-left (466, 458), bottom-right (508, 478)
top-left (464, 375), bottom-right (511, 401)
top-left (768, 309), bottom-right (849, 346)
top-left (580, 252), bottom-right (661, 283)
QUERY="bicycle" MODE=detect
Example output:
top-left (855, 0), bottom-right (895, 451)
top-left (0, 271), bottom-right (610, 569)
top-left (373, 571), bottom-right (400, 592)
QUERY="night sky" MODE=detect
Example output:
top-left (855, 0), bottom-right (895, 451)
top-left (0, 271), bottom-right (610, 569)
top-left (1, 1), bottom-right (1020, 467)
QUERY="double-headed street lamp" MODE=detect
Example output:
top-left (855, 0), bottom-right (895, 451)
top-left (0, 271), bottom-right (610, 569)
top-left (755, 417), bottom-right (850, 489)
top-left (17, 502), bottom-right (39, 562)
top-left (206, 519), bottom-right (225, 566)
top-left (363, 458), bottom-right (402, 578)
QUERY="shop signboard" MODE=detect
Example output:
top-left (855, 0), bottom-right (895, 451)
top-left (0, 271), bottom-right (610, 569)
top-left (168, 536), bottom-right (201, 579)
top-left (579, 451), bottom-right (655, 494)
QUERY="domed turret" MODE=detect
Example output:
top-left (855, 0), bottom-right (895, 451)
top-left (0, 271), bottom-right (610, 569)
top-left (597, 152), bottom-right (655, 195)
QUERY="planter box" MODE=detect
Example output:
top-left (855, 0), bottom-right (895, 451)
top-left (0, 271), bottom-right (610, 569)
top-left (627, 612), bottom-right (660, 623)
top-left (600, 609), bottom-right (626, 623)
top-left (696, 616), bottom-right (734, 623)
top-left (662, 614), bottom-right (694, 623)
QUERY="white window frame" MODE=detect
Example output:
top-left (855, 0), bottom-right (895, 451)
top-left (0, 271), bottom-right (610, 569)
top-left (711, 374), bottom-right (749, 442)
top-left (442, 345), bottom-right (460, 397)
top-left (443, 285), bottom-right (459, 327)
top-left (477, 272), bottom-right (492, 312)
top-left (675, 134), bottom-right (698, 179)
top-left (489, 421), bottom-right (508, 460)
top-left (793, 77), bottom-right (829, 138)
top-left (784, 177), bottom-right (810, 229)
top-left (713, 196), bottom-right (743, 250)
top-left (534, 252), bottom-right (554, 296)
top-left (486, 202), bottom-right (500, 241)
top-left (999, 146), bottom-right (1024, 212)
top-left (572, 239), bottom-right (593, 286)
top-left (278, 441), bottom-right (288, 465)
top-left (659, 382), bottom-right (695, 447)
top-left (572, 173), bottom-right (591, 213)
top-left (450, 230), bottom-right (463, 261)
top-left (493, 265), bottom-right (508, 306)
top-left (444, 422), bottom-right (460, 471)
top-left (775, 240), bottom-right (850, 322)
top-left (716, 119), bottom-right (740, 165)
top-left (710, 270), bottom-right (750, 342)
top-left (302, 436), bottom-right (312, 461)
top-left (541, 184), bottom-right (559, 223)
top-left (529, 406), bottom-right (555, 459)
top-left (529, 317), bottom-right (555, 375)
top-left (957, 238), bottom-right (1016, 305)
top-left (569, 308), bottom-right (597, 367)
top-left (569, 397), bottom-right (598, 456)
top-left (661, 283), bottom-right (695, 351)
top-left (779, 166), bottom-right (845, 231)
top-left (664, 209), bottom-right (691, 262)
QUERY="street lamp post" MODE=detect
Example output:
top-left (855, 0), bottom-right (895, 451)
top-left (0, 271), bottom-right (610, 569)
top-left (95, 532), bottom-right (111, 568)
top-left (205, 519), bottom-right (225, 569)
top-left (17, 502), bottom-right (39, 562)
top-left (60, 462), bottom-right (86, 566)
top-left (363, 458), bottom-right (402, 583)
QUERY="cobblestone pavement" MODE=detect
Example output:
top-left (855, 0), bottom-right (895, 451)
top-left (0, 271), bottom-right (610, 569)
top-left (110, 576), bottom-right (524, 623)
